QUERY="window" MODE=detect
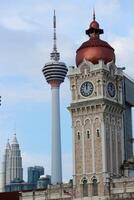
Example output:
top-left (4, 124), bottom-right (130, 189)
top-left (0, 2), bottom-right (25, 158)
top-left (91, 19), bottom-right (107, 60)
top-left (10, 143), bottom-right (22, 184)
top-left (83, 179), bottom-right (88, 197)
top-left (96, 129), bottom-right (100, 137)
top-left (92, 178), bottom-right (98, 196)
top-left (77, 132), bottom-right (80, 140)
top-left (87, 130), bottom-right (90, 139)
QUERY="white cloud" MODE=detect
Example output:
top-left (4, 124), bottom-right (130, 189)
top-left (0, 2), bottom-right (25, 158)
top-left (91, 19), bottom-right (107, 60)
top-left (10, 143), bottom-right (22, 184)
top-left (96, 0), bottom-right (120, 16)
top-left (0, 16), bottom-right (35, 31)
top-left (110, 30), bottom-right (134, 77)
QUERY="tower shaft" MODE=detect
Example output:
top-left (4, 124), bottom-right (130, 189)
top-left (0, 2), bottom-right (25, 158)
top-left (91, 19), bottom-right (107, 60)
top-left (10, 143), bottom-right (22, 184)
top-left (42, 11), bottom-right (68, 185)
top-left (51, 86), bottom-right (62, 184)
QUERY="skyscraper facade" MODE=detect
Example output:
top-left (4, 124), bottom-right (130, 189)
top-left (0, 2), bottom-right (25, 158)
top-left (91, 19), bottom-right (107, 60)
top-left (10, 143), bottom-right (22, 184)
top-left (1, 134), bottom-right (23, 192)
top-left (28, 166), bottom-right (44, 186)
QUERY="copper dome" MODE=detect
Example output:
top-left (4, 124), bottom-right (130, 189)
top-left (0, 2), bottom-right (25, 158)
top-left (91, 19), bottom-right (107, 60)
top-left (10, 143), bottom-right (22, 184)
top-left (76, 14), bottom-right (115, 66)
top-left (76, 38), bottom-right (115, 66)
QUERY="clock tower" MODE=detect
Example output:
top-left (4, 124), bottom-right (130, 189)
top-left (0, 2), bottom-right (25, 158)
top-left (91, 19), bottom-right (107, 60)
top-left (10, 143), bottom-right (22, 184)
top-left (68, 13), bottom-right (125, 198)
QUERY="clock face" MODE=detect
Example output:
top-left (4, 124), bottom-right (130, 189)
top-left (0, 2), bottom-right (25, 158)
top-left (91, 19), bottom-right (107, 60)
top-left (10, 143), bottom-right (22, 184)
top-left (107, 82), bottom-right (116, 97)
top-left (80, 81), bottom-right (94, 97)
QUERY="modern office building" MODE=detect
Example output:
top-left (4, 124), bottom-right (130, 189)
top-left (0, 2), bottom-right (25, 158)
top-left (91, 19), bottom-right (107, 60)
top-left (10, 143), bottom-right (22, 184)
top-left (5, 180), bottom-right (34, 192)
top-left (37, 175), bottom-right (51, 189)
top-left (28, 166), bottom-right (44, 187)
top-left (123, 76), bottom-right (134, 160)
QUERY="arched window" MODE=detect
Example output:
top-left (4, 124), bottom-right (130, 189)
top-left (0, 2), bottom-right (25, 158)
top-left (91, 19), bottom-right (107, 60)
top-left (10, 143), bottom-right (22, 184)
top-left (87, 130), bottom-right (90, 139)
top-left (77, 132), bottom-right (80, 140)
top-left (96, 129), bottom-right (100, 137)
top-left (92, 178), bottom-right (98, 196)
top-left (82, 179), bottom-right (88, 197)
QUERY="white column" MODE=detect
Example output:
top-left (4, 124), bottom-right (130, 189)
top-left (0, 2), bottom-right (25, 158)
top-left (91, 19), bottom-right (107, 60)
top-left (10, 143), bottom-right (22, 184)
top-left (101, 120), bottom-right (106, 173)
top-left (110, 124), bottom-right (113, 174)
top-left (72, 125), bottom-right (76, 185)
top-left (115, 125), bottom-right (119, 174)
top-left (82, 125), bottom-right (85, 174)
top-left (121, 116), bottom-right (124, 163)
top-left (92, 122), bottom-right (95, 173)
top-left (51, 86), bottom-right (62, 184)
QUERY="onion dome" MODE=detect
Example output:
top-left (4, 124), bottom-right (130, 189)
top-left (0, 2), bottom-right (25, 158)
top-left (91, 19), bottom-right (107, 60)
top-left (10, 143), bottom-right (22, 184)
top-left (76, 11), bottom-right (115, 66)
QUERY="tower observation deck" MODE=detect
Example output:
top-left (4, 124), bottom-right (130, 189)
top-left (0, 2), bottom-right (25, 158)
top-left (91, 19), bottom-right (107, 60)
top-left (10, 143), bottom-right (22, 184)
top-left (42, 11), bottom-right (67, 87)
top-left (42, 11), bottom-right (68, 185)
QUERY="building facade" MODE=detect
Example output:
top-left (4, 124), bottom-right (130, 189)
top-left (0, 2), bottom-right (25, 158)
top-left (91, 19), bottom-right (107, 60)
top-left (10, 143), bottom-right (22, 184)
top-left (37, 175), bottom-right (51, 189)
top-left (67, 13), bottom-right (134, 199)
top-left (28, 166), bottom-right (44, 187)
top-left (123, 76), bottom-right (134, 160)
top-left (5, 181), bottom-right (35, 192)
top-left (1, 134), bottom-right (23, 192)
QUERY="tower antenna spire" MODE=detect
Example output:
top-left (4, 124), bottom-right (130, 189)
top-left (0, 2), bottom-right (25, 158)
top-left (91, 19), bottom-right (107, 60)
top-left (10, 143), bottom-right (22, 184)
top-left (53, 9), bottom-right (57, 51)
top-left (93, 7), bottom-right (96, 21)
top-left (51, 10), bottom-right (60, 61)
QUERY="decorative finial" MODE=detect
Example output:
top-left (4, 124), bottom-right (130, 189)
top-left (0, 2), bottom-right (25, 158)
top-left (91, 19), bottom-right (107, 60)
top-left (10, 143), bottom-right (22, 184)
top-left (50, 10), bottom-right (60, 61)
top-left (93, 8), bottom-right (96, 21)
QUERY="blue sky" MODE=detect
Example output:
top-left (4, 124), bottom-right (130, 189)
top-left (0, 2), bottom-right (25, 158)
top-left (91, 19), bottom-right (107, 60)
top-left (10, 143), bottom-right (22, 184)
top-left (0, 0), bottom-right (134, 182)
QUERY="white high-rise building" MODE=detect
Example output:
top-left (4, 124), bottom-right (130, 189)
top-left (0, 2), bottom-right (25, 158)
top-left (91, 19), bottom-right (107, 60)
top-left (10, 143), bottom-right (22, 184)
top-left (0, 134), bottom-right (23, 192)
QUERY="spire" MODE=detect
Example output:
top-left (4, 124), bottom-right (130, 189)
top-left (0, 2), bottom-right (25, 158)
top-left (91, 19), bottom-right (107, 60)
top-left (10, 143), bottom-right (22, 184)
top-left (12, 133), bottom-right (18, 145)
top-left (6, 139), bottom-right (10, 150)
top-left (86, 10), bottom-right (104, 36)
top-left (50, 10), bottom-right (60, 61)
top-left (53, 9), bottom-right (57, 51)
top-left (93, 8), bottom-right (96, 21)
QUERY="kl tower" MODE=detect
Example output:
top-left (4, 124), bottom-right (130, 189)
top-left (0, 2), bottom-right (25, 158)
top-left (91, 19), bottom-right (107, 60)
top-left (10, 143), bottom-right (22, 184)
top-left (42, 11), bottom-right (68, 185)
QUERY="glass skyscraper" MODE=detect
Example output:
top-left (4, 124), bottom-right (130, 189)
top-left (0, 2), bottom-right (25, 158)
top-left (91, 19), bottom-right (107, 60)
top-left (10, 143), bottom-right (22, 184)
top-left (28, 166), bottom-right (44, 186)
